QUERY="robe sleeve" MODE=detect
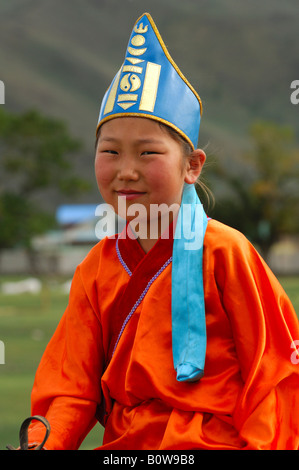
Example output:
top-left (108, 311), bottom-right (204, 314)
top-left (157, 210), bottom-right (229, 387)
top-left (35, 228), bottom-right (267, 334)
top-left (211, 223), bottom-right (299, 449)
top-left (28, 264), bottom-right (104, 450)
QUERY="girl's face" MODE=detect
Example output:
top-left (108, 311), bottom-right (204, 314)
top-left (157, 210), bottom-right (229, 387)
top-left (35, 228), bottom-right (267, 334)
top-left (95, 117), bottom-right (205, 229)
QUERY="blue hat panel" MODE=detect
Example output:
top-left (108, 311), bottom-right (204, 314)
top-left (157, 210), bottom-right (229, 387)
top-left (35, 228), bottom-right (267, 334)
top-left (97, 13), bottom-right (202, 149)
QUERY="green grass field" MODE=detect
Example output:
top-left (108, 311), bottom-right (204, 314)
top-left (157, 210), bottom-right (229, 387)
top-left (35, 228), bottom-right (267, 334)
top-left (0, 274), bottom-right (298, 450)
top-left (0, 275), bottom-right (104, 450)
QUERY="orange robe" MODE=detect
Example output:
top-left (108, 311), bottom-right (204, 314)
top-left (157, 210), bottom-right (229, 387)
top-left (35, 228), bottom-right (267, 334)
top-left (28, 220), bottom-right (299, 450)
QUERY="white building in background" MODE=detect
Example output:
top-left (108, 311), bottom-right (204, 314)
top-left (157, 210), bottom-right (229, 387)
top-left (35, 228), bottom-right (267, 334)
top-left (0, 204), bottom-right (126, 275)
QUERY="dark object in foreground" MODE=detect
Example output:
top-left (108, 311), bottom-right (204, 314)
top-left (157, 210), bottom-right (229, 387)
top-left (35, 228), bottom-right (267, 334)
top-left (6, 415), bottom-right (50, 450)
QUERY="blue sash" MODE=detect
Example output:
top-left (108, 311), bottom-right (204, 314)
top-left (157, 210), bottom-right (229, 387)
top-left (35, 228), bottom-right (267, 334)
top-left (171, 184), bottom-right (208, 382)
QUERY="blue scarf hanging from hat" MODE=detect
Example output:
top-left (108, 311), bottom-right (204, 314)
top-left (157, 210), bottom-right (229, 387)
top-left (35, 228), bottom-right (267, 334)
top-left (171, 183), bottom-right (208, 382)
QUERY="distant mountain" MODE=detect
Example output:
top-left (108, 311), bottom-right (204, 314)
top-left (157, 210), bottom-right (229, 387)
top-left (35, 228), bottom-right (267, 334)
top-left (0, 0), bottom-right (298, 205)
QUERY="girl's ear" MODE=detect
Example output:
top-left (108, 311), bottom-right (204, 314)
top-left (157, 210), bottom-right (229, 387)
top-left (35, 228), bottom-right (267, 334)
top-left (184, 149), bottom-right (206, 184)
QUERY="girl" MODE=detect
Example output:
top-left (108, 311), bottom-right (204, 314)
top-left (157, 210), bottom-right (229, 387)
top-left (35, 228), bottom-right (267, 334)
top-left (28, 13), bottom-right (299, 450)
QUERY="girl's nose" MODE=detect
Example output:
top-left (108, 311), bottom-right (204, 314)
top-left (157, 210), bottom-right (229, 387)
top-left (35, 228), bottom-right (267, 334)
top-left (117, 156), bottom-right (139, 181)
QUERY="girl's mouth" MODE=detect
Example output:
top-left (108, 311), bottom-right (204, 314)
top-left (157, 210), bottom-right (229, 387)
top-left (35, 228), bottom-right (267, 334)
top-left (116, 189), bottom-right (146, 200)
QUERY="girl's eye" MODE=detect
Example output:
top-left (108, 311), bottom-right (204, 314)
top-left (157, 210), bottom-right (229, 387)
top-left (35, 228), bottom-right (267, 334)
top-left (102, 150), bottom-right (118, 155)
top-left (141, 151), bottom-right (159, 156)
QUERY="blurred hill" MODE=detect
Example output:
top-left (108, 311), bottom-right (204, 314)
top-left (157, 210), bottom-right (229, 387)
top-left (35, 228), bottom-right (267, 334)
top-left (0, 0), bottom-right (298, 206)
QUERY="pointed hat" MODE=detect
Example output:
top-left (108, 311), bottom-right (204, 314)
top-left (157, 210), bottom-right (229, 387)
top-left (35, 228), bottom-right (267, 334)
top-left (97, 12), bottom-right (202, 149)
